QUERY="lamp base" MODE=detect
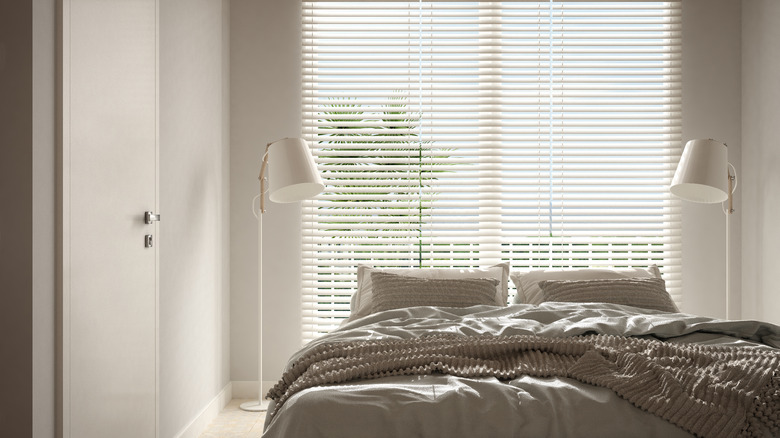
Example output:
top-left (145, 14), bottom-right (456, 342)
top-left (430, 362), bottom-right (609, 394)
top-left (240, 399), bottom-right (270, 412)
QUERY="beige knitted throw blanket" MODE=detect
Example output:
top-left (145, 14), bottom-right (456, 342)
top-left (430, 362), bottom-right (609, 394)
top-left (268, 333), bottom-right (780, 438)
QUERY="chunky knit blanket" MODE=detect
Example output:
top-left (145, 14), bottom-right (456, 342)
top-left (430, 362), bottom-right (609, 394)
top-left (268, 333), bottom-right (780, 438)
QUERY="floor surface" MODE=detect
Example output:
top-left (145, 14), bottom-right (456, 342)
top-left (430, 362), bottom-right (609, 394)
top-left (198, 399), bottom-right (266, 438)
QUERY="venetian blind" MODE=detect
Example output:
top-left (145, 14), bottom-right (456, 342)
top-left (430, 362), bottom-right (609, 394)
top-left (301, 1), bottom-right (682, 343)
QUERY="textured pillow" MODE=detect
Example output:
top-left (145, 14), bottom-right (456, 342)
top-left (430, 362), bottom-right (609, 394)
top-left (510, 265), bottom-right (661, 305)
top-left (370, 272), bottom-right (500, 314)
top-left (538, 277), bottom-right (679, 313)
top-left (350, 263), bottom-right (510, 320)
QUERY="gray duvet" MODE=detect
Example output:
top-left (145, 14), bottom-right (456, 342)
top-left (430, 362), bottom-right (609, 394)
top-left (262, 303), bottom-right (780, 438)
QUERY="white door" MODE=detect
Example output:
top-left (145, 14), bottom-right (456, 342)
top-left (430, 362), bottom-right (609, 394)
top-left (61, 0), bottom-right (158, 437)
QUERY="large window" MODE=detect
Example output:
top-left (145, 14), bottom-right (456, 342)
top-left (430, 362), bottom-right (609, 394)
top-left (301, 1), bottom-right (682, 342)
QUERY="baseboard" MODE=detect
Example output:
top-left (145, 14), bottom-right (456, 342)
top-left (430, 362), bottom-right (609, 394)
top-left (231, 380), bottom-right (275, 399)
top-left (174, 382), bottom-right (232, 438)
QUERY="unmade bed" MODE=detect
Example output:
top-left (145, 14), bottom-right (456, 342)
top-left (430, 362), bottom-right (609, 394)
top-left (261, 265), bottom-right (780, 438)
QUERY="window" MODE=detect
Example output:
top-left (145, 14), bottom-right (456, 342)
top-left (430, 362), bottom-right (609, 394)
top-left (301, 1), bottom-right (682, 343)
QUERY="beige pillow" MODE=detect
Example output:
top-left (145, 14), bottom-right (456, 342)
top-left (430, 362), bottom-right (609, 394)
top-left (538, 277), bottom-right (678, 313)
top-left (370, 272), bottom-right (500, 314)
top-left (350, 263), bottom-right (510, 320)
top-left (510, 265), bottom-right (661, 305)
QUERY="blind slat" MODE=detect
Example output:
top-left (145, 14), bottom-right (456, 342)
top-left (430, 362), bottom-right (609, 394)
top-left (300, 1), bottom-right (682, 344)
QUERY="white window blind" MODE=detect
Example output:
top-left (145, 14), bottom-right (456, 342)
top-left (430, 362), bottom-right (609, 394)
top-left (301, 1), bottom-right (682, 343)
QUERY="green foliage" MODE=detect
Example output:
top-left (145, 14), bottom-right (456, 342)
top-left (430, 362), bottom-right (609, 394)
top-left (315, 94), bottom-right (452, 267)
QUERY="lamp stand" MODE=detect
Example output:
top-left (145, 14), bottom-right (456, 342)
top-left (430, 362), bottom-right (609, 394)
top-left (240, 211), bottom-right (269, 412)
top-left (240, 137), bottom-right (323, 412)
top-left (725, 212), bottom-right (730, 320)
top-left (671, 139), bottom-right (737, 321)
top-left (241, 153), bottom-right (271, 413)
top-left (724, 167), bottom-right (735, 320)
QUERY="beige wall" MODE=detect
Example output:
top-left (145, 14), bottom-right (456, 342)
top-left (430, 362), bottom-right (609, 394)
top-left (741, 0), bottom-right (780, 325)
top-left (0, 1), bottom-right (34, 436)
top-left (159, 0), bottom-right (231, 436)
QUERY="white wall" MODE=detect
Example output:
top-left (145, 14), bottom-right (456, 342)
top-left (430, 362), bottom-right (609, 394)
top-left (230, 0), bottom-right (303, 387)
top-left (159, 0), bottom-right (231, 436)
top-left (741, 0), bottom-right (780, 325)
top-left (229, 0), bottom-right (748, 388)
top-left (680, 0), bottom-right (742, 319)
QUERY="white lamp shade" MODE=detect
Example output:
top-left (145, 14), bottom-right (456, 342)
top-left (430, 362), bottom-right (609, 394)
top-left (267, 137), bottom-right (325, 203)
top-left (670, 139), bottom-right (729, 204)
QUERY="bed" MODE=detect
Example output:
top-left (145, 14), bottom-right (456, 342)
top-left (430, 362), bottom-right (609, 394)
top-left (261, 265), bottom-right (780, 438)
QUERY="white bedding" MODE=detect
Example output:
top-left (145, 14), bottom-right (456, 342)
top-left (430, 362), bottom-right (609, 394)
top-left (262, 303), bottom-right (780, 438)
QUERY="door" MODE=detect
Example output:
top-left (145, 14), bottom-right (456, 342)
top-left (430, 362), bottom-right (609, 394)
top-left (60, 0), bottom-right (158, 436)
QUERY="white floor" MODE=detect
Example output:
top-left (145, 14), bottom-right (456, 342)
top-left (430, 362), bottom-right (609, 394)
top-left (198, 399), bottom-right (267, 438)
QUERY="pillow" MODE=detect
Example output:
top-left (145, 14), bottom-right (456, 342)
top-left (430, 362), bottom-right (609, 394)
top-left (370, 272), bottom-right (500, 314)
top-left (537, 277), bottom-right (678, 313)
top-left (350, 263), bottom-right (510, 320)
top-left (510, 265), bottom-right (661, 305)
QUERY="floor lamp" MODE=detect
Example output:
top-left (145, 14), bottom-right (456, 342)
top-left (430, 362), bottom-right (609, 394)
top-left (241, 137), bottom-right (324, 412)
top-left (670, 138), bottom-right (736, 319)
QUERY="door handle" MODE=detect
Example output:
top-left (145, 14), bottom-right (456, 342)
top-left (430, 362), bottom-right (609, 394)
top-left (144, 211), bottom-right (161, 224)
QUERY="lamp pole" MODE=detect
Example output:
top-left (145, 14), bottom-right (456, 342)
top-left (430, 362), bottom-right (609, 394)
top-left (240, 138), bottom-right (324, 412)
top-left (240, 150), bottom-right (270, 412)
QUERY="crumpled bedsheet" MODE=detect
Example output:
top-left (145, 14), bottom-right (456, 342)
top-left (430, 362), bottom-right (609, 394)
top-left (262, 303), bottom-right (780, 438)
